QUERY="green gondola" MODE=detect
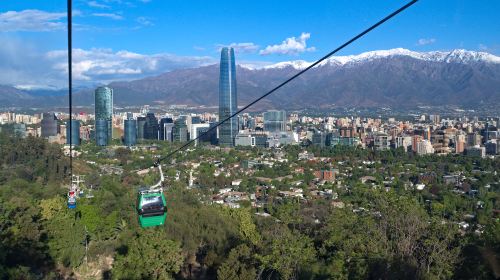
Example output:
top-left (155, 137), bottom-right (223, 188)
top-left (136, 163), bottom-right (167, 228)
top-left (137, 189), bottom-right (167, 228)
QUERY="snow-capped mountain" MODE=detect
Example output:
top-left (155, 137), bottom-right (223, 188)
top-left (2, 49), bottom-right (499, 109)
top-left (256, 48), bottom-right (500, 70)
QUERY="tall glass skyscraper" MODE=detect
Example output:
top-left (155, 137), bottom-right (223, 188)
top-left (144, 112), bottom-right (159, 140)
top-left (263, 110), bottom-right (287, 132)
top-left (66, 120), bottom-right (80, 146)
top-left (41, 112), bottom-right (58, 138)
top-left (95, 86), bottom-right (113, 145)
top-left (124, 119), bottom-right (137, 147)
top-left (218, 47), bottom-right (238, 147)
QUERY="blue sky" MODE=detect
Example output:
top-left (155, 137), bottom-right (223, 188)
top-left (1, 0), bottom-right (499, 89)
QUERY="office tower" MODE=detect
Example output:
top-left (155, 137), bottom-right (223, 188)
top-left (143, 112), bottom-right (159, 140)
top-left (263, 110), bottom-right (286, 132)
top-left (190, 123), bottom-right (210, 146)
top-left (312, 130), bottom-right (327, 148)
top-left (159, 118), bottom-right (173, 140)
top-left (137, 116), bottom-right (146, 140)
top-left (124, 119), bottom-right (137, 147)
top-left (66, 120), bottom-right (80, 146)
top-left (95, 119), bottom-right (108, 146)
top-left (41, 112), bottom-right (58, 138)
top-left (485, 140), bottom-right (498, 155)
top-left (94, 86), bottom-right (113, 145)
top-left (162, 123), bottom-right (175, 142)
top-left (218, 47), bottom-right (238, 146)
top-left (466, 132), bottom-right (481, 147)
top-left (173, 119), bottom-right (188, 142)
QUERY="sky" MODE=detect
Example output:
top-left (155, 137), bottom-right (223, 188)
top-left (1, 0), bottom-right (499, 89)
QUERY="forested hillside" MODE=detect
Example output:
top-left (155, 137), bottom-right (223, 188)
top-left (0, 131), bottom-right (499, 279)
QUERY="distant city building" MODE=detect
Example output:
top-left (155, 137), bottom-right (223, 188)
top-left (455, 134), bottom-right (466, 154)
top-left (40, 112), bottom-right (58, 138)
top-left (235, 132), bottom-right (268, 148)
top-left (412, 135), bottom-right (423, 152)
top-left (263, 110), bottom-right (286, 132)
top-left (485, 140), bottom-right (498, 155)
top-left (95, 86), bottom-right (113, 145)
top-left (162, 123), bottom-right (175, 142)
top-left (218, 47), bottom-right (238, 146)
top-left (124, 119), bottom-right (137, 146)
top-left (416, 139), bottom-right (434, 155)
top-left (173, 119), bottom-right (188, 142)
top-left (95, 119), bottom-right (108, 146)
top-left (373, 133), bottom-right (389, 151)
top-left (66, 120), bottom-right (80, 146)
top-left (143, 113), bottom-right (159, 140)
top-left (339, 127), bottom-right (354, 138)
top-left (136, 116), bottom-right (146, 140)
top-left (190, 123), bottom-right (210, 145)
top-left (159, 118), bottom-right (173, 140)
top-left (466, 132), bottom-right (481, 147)
top-left (429, 114), bottom-right (440, 124)
top-left (312, 131), bottom-right (327, 148)
top-left (395, 136), bottom-right (412, 152)
top-left (465, 146), bottom-right (486, 158)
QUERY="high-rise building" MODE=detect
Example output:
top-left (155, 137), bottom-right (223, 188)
top-left (95, 119), bottom-right (108, 146)
top-left (124, 119), bottom-right (137, 146)
top-left (162, 123), bottom-right (175, 142)
top-left (263, 110), bottom-right (286, 132)
top-left (66, 120), bottom-right (80, 146)
top-left (94, 86), bottom-right (113, 145)
top-left (173, 119), bottom-right (188, 142)
top-left (412, 135), bottom-right (423, 152)
top-left (159, 118), bottom-right (173, 140)
top-left (218, 47), bottom-right (238, 146)
top-left (136, 116), bottom-right (146, 140)
top-left (455, 134), bottom-right (466, 154)
top-left (41, 112), bottom-right (58, 138)
top-left (191, 123), bottom-right (210, 146)
top-left (416, 139), bottom-right (434, 155)
top-left (143, 112), bottom-right (159, 140)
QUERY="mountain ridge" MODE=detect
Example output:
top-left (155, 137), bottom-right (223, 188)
top-left (1, 49), bottom-right (499, 109)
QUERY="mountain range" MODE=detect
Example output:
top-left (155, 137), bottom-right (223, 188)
top-left (2, 48), bottom-right (500, 109)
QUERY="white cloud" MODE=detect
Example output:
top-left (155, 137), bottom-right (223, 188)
top-left (217, 42), bottom-right (260, 54)
top-left (92, 13), bottom-right (124, 20)
top-left (136, 16), bottom-right (153, 26)
top-left (0, 37), bottom-right (216, 88)
top-left (260, 32), bottom-right (315, 55)
top-left (0, 10), bottom-right (66, 32)
top-left (417, 38), bottom-right (436, 46)
top-left (139, 0), bottom-right (152, 3)
top-left (88, 1), bottom-right (111, 9)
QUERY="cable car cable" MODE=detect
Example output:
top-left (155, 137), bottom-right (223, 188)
top-left (67, 0), bottom-right (73, 179)
top-left (153, 0), bottom-right (419, 166)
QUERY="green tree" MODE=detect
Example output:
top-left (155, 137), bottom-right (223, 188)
top-left (217, 244), bottom-right (256, 280)
top-left (112, 230), bottom-right (183, 280)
